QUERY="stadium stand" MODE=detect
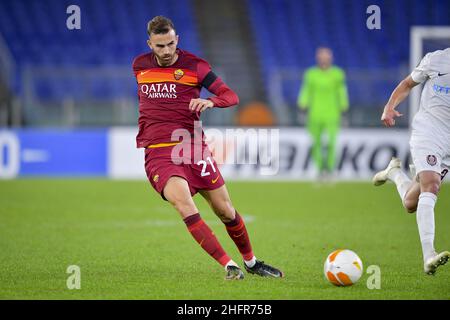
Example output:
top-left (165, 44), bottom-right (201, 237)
top-left (0, 0), bottom-right (202, 99)
top-left (247, 0), bottom-right (450, 114)
top-left (0, 0), bottom-right (449, 126)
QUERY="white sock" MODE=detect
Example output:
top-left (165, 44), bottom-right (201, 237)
top-left (224, 259), bottom-right (238, 270)
top-left (388, 168), bottom-right (412, 201)
top-left (416, 192), bottom-right (437, 262)
top-left (244, 256), bottom-right (257, 268)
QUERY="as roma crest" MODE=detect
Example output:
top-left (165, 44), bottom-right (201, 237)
top-left (174, 69), bottom-right (184, 80)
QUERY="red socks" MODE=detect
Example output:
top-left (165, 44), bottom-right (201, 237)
top-left (224, 211), bottom-right (254, 261)
top-left (183, 213), bottom-right (230, 267)
top-left (183, 212), bottom-right (254, 267)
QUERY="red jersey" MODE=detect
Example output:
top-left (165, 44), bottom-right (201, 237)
top-left (132, 49), bottom-right (239, 148)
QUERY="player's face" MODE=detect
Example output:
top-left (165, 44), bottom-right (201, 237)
top-left (147, 30), bottom-right (179, 66)
top-left (316, 48), bottom-right (333, 69)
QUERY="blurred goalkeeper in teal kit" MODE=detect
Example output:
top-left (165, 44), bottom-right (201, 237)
top-left (298, 47), bottom-right (349, 177)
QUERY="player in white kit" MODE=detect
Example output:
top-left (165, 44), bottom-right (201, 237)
top-left (373, 48), bottom-right (450, 275)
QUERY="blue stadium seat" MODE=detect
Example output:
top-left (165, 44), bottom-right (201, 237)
top-left (1, 0), bottom-right (201, 100)
top-left (246, 0), bottom-right (450, 108)
top-left (1, 0), bottom-right (449, 105)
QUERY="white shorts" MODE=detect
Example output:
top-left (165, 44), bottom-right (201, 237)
top-left (409, 133), bottom-right (450, 180)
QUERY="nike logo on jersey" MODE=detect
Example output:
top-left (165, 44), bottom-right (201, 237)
top-left (140, 70), bottom-right (149, 75)
top-left (438, 72), bottom-right (448, 76)
top-left (211, 176), bottom-right (220, 184)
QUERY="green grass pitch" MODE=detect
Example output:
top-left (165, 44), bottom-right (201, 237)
top-left (0, 179), bottom-right (449, 299)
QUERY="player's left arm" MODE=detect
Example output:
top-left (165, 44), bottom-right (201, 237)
top-left (338, 69), bottom-right (349, 112)
top-left (189, 60), bottom-right (239, 113)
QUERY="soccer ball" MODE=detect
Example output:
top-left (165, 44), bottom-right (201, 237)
top-left (324, 249), bottom-right (363, 286)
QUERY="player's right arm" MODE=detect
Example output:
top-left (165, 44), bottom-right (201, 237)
top-left (337, 68), bottom-right (349, 112)
top-left (381, 75), bottom-right (419, 127)
top-left (381, 53), bottom-right (433, 127)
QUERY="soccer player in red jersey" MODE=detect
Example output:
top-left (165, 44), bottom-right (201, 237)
top-left (132, 16), bottom-right (283, 280)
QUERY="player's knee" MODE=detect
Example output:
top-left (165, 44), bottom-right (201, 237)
top-left (213, 200), bottom-right (235, 223)
top-left (402, 199), bottom-right (417, 213)
top-left (174, 200), bottom-right (197, 217)
top-left (420, 181), bottom-right (440, 195)
top-left (418, 172), bottom-right (441, 195)
top-left (167, 194), bottom-right (196, 217)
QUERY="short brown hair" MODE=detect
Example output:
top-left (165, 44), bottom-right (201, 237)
top-left (147, 16), bottom-right (175, 36)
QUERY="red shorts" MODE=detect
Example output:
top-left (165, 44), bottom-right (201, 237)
top-left (144, 142), bottom-right (225, 200)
